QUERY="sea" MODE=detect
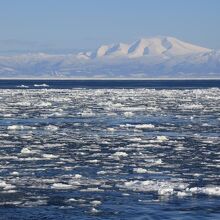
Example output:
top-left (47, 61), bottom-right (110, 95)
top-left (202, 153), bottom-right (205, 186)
top-left (0, 79), bottom-right (219, 219)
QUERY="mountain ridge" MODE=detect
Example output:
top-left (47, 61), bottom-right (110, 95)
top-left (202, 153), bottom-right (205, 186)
top-left (78, 36), bottom-right (211, 59)
top-left (0, 36), bottom-right (219, 78)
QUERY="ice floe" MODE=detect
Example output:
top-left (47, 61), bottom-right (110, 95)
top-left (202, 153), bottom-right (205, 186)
top-left (34, 83), bottom-right (49, 87)
top-left (16, 85), bottom-right (29, 88)
top-left (0, 87), bottom-right (219, 209)
top-left (44, 125), bottom-right (59, 131)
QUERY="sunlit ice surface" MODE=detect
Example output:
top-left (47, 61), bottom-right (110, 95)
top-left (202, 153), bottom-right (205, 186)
top-left (0, 88), bottom-right (220, 219)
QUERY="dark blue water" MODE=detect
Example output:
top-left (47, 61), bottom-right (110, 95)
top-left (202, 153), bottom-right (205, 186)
top-left (0, 79), bottom-right (220, 89)
top-left (0, 80), bottom-right (219, 219)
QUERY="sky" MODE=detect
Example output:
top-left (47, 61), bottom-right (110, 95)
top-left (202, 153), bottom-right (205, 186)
top-left (0, 0), bottom-right (220, 53)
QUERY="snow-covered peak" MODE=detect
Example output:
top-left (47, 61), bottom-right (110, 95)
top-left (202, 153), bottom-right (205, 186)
top-left (79, 36), bottom-right (211, 59)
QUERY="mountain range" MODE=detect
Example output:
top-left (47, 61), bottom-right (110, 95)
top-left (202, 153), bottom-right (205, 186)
top-left (0, 36), bottom-right (220, 78)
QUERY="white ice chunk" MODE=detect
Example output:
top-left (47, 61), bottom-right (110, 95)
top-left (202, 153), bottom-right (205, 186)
top-left (44, 125), bottom-right (59, 131)
top-left (124, 112), bottom-right (134, 117)
top-left (34, 84), bottom-right (49, 87)
top-left (135, 124), bottom-right (155, 129)
top-left (156, 136), bottom-right (169, 142)
top-left (113, 152), bottom-right (128, 157)
top-left (133, 168), bottom-right (148, 173)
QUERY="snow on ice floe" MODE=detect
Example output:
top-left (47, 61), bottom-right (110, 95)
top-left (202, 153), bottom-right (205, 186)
top-left (11, 171), bottom-right (19, 176)
top-left (80, 187), bottom-right (104, 192)
top-left (7, 125), bottom-right (36, 131)
top-left (107, 127), bottom-right (115, 132)
top-left (2, 114), bottom-right (13, 118)
top-left (90, 207), bottom-right (100, 213)
top-left (135, 124), bottom-right (155, 129)
top-left (14, 101), bottom-right (32, 106)
top-left (34, 83), bottom-right (49, 87)
top-left (16, 85), bottom-right (29, 88)
top-left (112, 152), bottom-right (128, 157)
top-left (119, 124), bottom-right (155, 129)
top-left (133, 168), bottom-right (148, 173)
top-left (74, 174), bottom-right (82, 178)
top-left (179, 104), bottom-right (204, 110)
top-left (37, 101), bottom-right (52, 107)
top-left (90, 200), bottom-right (102, 206)
top-left (52, 183), bottom-right (75, 189)
top-left (0, 133), bottom-right (9, 137)
top-left (7, 125), bottom-right (25, 130)
top-left (124, 112), bottom-right (134, 117)
top-left (42, 154), bottom-right (58, 159)
top-left (0, 180), bottom-right (16, 191)
top-left (156, 136), bottom-right (169, 142)
top-left (118, 179), bottom-right (189, 196)
top-left (44, 125), bottom-right (59, 131)
top-left (80, 111), bottom-right (96, 117)
top-left (187, 186), bottom-right (220, 196)
top-left (20, 147), bottom-right (33, 154)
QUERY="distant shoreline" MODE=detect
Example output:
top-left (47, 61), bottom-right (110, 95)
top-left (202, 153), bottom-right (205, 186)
top-left (0, 78), bottom-right (220, 81)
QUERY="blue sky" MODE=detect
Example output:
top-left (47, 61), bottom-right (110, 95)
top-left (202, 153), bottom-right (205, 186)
top-left (0, 0), bottom-right (220, 52)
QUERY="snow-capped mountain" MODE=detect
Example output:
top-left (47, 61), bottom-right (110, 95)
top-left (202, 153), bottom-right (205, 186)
top-left (0, 36), bottom-right (220, 78)
top-left (78, 36), bottom-right (211, 59)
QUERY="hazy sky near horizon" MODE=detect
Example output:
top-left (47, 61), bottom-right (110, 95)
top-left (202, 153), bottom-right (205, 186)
top-left (0, 0), bottom-right (220, 52)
